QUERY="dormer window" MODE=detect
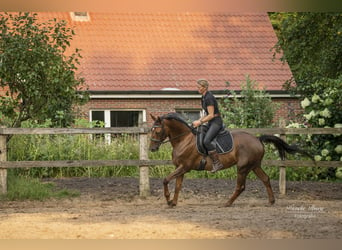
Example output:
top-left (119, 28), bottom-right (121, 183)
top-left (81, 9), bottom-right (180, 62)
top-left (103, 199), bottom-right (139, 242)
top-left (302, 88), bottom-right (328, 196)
top-left (70, 12), bottom-right (90, 22)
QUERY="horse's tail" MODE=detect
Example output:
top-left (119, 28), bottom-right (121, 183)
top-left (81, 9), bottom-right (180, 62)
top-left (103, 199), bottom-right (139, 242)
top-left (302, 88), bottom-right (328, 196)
top-left (258, 135), bottom-right (314, 161)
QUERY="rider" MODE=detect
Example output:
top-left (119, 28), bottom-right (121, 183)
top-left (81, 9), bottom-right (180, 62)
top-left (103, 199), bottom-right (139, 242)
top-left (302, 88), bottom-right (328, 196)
top-left (192, 79), bottom-right (224, 173)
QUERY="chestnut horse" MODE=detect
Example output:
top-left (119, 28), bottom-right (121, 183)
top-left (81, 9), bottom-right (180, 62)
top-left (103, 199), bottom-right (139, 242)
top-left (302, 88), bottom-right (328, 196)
top-left (149, 113), bottom-right (312, 207)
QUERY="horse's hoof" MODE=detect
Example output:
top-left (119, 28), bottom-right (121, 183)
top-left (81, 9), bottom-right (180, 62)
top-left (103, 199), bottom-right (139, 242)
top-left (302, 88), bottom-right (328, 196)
top-left (167, 201), bottom-right (176, 207)
top-left (269, 199), bottom-right (275, 205)
top-left (221, 202), bottom-right (232, 208)
top-left (167, 202), bottom-right (177, 207)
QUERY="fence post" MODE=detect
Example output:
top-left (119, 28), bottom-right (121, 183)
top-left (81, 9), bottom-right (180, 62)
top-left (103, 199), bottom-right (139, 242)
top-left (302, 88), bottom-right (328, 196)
top-left (0, 127), bottom-right (7, 194)
top-left (279, 120), bottom-right (286, 195)
top-left (139, 122), bottom-right (150, 197)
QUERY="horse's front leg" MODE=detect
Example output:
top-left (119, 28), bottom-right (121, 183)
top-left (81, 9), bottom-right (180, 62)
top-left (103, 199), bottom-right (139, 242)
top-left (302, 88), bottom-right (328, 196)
top-left (171, 174), bottom-right (184, 207)
top-left (163, 178), bottom-right (171, 205)
top-left (163, 165), bottom-right (186, 207)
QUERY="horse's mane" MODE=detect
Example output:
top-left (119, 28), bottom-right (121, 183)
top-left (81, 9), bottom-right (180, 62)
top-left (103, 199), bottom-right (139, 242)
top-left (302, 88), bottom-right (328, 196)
top-left (161, 112), bottom-right (193, 131)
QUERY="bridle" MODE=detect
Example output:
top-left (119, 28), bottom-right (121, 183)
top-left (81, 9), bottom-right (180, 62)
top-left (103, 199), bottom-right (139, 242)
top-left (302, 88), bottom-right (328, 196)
top-left (150, 122), bottom-right (192, 145)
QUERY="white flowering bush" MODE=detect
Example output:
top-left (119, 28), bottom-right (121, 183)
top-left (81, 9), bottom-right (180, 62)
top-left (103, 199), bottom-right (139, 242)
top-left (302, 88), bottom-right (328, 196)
top-left (286, 78), bottom-right (342, 180)
top-left (299, 78), bottom-right (342, 171)
top-left (285, 121), bottom-right (313, 147)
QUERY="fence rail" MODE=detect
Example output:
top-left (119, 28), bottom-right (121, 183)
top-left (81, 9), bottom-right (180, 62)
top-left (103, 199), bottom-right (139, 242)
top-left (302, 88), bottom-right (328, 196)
top-left (1, 127), bottom-right (341, 135)
top-left (0, 159), bottom-right (340, 169)
top-left (0, 126), bottom-right (341, 196)
top-left (0, 127), bottom-right (145, 135)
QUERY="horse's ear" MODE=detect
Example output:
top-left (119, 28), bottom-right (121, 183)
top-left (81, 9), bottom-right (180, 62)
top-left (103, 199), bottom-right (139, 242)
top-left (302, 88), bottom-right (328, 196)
top-left (150, 114), bottom-right (157, 121)
top-left (150, 114), bottom-right (162, 123)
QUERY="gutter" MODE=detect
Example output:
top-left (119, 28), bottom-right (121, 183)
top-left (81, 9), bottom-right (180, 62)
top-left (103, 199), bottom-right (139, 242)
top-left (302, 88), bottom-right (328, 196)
top-left (88, 90), bottom-right (299, 99)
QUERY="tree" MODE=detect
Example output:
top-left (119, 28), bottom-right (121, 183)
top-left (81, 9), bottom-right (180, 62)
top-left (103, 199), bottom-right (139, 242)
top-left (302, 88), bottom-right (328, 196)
top-left (220, 75), bottom-right (278, 128)
top-left (270, 12), bottom-right (342, 178)
top-left (0, 12), bottom-right (88, 128)
top-left (270, 12), bottom-right (342, 94)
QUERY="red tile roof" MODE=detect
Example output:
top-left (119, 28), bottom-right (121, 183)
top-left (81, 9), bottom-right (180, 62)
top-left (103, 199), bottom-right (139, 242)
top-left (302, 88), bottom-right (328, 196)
top-left (36, 12), bottom-right (292, 92)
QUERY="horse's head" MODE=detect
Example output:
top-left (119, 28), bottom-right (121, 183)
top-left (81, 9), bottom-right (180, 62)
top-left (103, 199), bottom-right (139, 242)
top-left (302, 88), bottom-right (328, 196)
top-left (149, 114), bottom-right (168, 152)
top-left (149, 112), bottom-right (193, 152)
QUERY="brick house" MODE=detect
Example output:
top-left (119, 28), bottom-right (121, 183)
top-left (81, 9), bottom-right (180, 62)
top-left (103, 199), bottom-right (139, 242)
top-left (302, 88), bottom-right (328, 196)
top-left (7, 12), bottom-right (301, 127)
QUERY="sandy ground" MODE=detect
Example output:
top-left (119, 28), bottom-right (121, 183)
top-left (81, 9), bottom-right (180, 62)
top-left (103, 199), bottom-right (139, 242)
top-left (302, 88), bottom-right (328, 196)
top-left (0, 177), bottom-right (341, 239)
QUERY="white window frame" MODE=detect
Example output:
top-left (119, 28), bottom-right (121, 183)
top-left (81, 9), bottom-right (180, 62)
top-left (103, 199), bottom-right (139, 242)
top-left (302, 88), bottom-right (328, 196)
top-left (89, 109), bottom-right (146, 128)
top-left (70, 12), bottom-right (91, 22)
top-left (89, 109), bottom-right (146, 144)
top-left (175, 109), bottom-right (202, 122)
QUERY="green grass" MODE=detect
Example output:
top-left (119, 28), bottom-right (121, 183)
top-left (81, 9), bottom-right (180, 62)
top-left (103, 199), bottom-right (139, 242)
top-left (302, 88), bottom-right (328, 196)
top-left (8, 133), bottom-right (140, 178)
top-left (0, 171), bottom-right (80, 201)
top-left (2, 132), bottom-right (337, 201)
top-left (6, 128), bottom-right (337, 181)
top-left (3, 119), bottom-right (338, 201)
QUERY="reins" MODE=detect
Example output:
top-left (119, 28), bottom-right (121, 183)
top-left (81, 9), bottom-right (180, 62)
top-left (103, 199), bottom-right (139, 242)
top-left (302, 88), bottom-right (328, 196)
top-left (160, 130), bottom-right (191, 144)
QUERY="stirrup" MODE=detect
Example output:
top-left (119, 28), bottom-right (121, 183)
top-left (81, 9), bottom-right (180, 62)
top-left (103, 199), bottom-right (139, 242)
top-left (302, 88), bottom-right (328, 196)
top-left (210, 163), bottom-right (224, 173)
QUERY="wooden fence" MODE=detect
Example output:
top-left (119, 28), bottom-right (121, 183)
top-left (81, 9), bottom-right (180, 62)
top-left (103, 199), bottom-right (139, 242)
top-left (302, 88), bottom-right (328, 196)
top-left (0, 125), bottom-right (341, 196)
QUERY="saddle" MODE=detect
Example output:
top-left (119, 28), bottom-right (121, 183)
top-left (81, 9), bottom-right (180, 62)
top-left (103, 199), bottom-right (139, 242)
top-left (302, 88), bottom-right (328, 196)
top-left (196, 124), bottom-right (234, 156)
top-left (194, 124), bottom-right (234, 171)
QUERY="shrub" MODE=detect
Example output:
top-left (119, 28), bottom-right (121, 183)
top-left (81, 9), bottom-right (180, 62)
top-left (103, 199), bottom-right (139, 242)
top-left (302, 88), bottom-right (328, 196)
top-left (221, 75), bottom-right (278, 128)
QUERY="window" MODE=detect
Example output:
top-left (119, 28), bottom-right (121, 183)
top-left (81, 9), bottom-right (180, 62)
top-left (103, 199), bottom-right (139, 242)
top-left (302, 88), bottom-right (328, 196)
top-left (110, 111), bottom-right (139, 127)
top-left (176, 109), bottom-right (201, 122)
top-left (91, 111), bottom-right (105, 127)
top-left (90, 110), bottom-right (144, 143)
top-left (70, 12), bottom-right (90, 22)
top-left (90, 110), bottom-right (143, 127)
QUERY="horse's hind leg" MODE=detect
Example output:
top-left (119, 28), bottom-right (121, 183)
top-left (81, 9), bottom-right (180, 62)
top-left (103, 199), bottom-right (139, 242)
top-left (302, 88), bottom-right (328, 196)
top-left (253, 165), bottom-right (275, 205)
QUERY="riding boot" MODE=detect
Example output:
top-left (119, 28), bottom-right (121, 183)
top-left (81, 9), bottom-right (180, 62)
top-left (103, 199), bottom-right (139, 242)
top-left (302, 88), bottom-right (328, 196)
top-left (208, 150), bottom-right (224, 173)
